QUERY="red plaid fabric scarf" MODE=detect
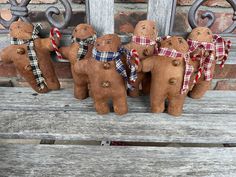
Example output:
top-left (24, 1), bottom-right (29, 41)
top-left (213, 34), bottom-right (232, 68)
top-left (132, 36), bottom-right (157, 46)
top-left (187, 35), bottom-right (231, 83)
top-left (187, 38), bottom-right (215, 82)
top-left (157, 47), bottom-right (194, 94)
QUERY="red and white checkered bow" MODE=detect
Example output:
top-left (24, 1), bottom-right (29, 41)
top-left (132, 36), bottom-right (157, 46)
top-left (157, 47), bottom-right (194, 94)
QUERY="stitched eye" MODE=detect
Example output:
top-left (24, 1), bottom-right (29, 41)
top-left (96, 43), bottom-right (100, 47)
top-left (168, 42), bottom-right (172, 46)
top-left (142, 26), bottom-right (146, 30)
top-left (74, 29), bottom-right (77, 32)
top-left (153, 27), bottom-right (155, 30)
top-left (197, 31), bottom-right (201, 35)
top-left (17, 25), bottom-right (20, 29)
top-left (178, 39), bottom-right (183, 44)
top-left (207, 31), bottom-right (211, 35)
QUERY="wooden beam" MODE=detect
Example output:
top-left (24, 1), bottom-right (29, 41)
top-left (147, 0), bottom-right (176, 36)
top-left (86, 0), bottom-right (114, 36)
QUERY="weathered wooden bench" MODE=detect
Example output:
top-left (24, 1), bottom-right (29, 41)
top-left (1, 0), bottom-right (236, 176)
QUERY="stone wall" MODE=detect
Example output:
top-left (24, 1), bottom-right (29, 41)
top-left (0, 0), bottom-right (235, 89)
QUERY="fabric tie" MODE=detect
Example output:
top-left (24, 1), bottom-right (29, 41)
top-left (213, 34), bottom-right (232, 68)
top-left (72, 34), bottom-right (97, 60)
top-left (132, 36), bottom-right (157, 46)
top-left (92, 47), bottom-right (136, 90)
top-left (187, 35), bottom-right (231, 83)
top-left (11, 24), bottom-right (46, 90)
top-left (187, 38), bottom-right (215, 83)
top-left (157, 47), bottom-right (194, 94)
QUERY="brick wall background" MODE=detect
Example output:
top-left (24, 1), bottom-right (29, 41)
top-left (0, 0), bottom-right (235, 89)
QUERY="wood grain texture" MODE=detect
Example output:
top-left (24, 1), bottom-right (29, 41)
top-left (147, 0), bottom-right (175, 36)
top-left (1, 110), bottom-right (236, 143)
top-left (86, 0), bottom-right (114, 36)
top-left (0, 87), bottom-right (235, 114)
top-left (0, 88), bottom-right (236, 143)
top-left (1, 145), bottom-right (236, 177)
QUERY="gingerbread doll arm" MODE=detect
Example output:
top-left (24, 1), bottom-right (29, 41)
top-left (39, 36), bottom-right (60, 52)
top-left (58, 46), bottom-right (71, 60)
top-left (0, 46), bottom-right (14, 63)
top-left (74, 59), bottom-right (88, 75)
top-left (141, 56), bottom-right (155, 72)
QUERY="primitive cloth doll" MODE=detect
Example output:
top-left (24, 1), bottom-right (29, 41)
top-left (187, 27), bottom-right (231, 99)
top-left (74, 34), bottom-right (136, 115)
top-left (142, 36), bottom-right (194, 116)
top-left (59, 24), bottom-right (97, 99)
top-left (0, 21), bottom-right (61, 93)
top-left (123, 20), bottom-right (158, 97)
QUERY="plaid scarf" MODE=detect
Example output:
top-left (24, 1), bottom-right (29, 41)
top-left (72, 34), bottom-right (97, 60)
top-left (187, 35), bottom-right (231, 83)
top-left (213, 34), bottom-right (231, 68)
top-left (157, 47), bottom-right (194, 94)
top-left (92, 47), bottom-right (136, 90)
top-left (11, 24), bottom-right (46, 90)
top-left (132, 36), bottom-right (157, 46)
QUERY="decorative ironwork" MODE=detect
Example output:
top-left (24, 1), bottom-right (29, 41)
top-left (188, 0), bottom-right (236, 33)
top-left (46, 0), bottom-right (72, 29)
top-left (0, 0), bottom-right (30, 29)
top-left (0, 0), bottom-right (72, 30)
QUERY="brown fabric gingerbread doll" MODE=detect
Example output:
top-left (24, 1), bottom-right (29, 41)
top-left (74, 34), bottom-right (130, 115)
top-left (187, 27), bottom-right (231, 99)
top-left (123, 20), bottom-right (158, 97)
top-left (0, 21), bottom-right (60, 93)
top-left (59, 24), bottom-right (97, 99)
top-left (142, 36), bottom-right (194, 116)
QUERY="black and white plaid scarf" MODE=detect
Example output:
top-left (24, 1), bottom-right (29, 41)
top-left (92, 47), bottom-right (136, 90)
top-left (11, 24), bottom-right (46, 90)
top-left (72, 34), bottom-right (97, 60)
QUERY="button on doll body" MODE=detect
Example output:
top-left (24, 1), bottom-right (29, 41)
top-left (0, 21), bottom-right (60, 93)
top-left (142, 36), bottom-right (193, 116)
top-left (74, 34), bottom-right (128, 115)
top-left (123, 20), bottom-right (158, 97)
top-left (59, 24), bottom-right (96, 99)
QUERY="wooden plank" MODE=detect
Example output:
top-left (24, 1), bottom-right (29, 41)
top-left (1, 145), bottom-right (236, 176)
top-left (0, 87), bottom-right (235, 114)
top-left (1, 110), bottom-right (236, 143)
top-left (86, 0), bottom-right (114, 36)
top-left (147, 0), bottom-right (176, 36)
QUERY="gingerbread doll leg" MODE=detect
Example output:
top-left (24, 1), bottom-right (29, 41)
top-left (141, 72), bottom-right (151, 95)
top-left (94, 99), bottom-right (110, 114)
top-left (113, 95), bottom-right (128, 115)
top-left (168, 94), bottom-right (185, 116)
top-left (189, 80), bottom-right (211, 99)
top-left (41, 67), bottom-right (60, 90)
top-left (74, 82), bottom-right (89, 99)
top-left (150, 93), bottom-right (166, 113)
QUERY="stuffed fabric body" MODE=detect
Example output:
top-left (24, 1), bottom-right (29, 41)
top-left (187, 27), bottom-right (216, 99)
top-left (123, 20), bottom-right (158, 97)
top-left (74, 34), bottom-right (128, 115)
top-left (59, 24), bottom-right (96, 99)
top-left (142, 36), bottom-right (190, 116)
top-left (0, 21), bottom-right (60, 93)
